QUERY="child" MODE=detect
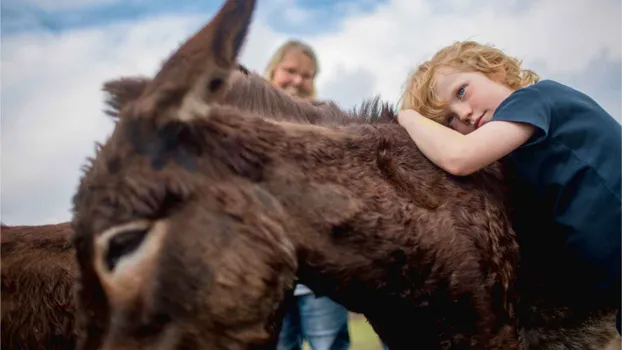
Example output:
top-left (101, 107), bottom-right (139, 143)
top-left (397, 40), bottom-right (621, 333)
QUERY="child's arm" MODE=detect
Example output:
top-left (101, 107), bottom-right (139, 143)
top-left (397, 109), bottom-right (535, 176)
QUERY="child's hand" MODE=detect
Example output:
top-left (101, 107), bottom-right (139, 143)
top-left (397, 109), bottom-right (424, 126)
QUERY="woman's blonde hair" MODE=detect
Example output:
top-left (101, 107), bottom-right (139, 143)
top-left (399, 41), bottom-right (540, 123)
top-left (263, 39), bottom-right (320, 100)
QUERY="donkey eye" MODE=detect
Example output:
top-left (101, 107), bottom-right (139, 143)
top-left (208, 78), bottom-right (224, 93)
top-left (105, 228), bottom-right (149, 272)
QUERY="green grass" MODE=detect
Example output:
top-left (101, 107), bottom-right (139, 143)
top-left (302, 313), bottom-right (384, 350)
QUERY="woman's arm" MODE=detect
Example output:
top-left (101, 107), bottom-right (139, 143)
top-left (397, 109), bottom-right (536, 176)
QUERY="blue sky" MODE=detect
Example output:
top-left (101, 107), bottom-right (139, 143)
top-left (2, 0), bottom-right (386, 36)
top-left (2, 0), bottom-right (621, 225)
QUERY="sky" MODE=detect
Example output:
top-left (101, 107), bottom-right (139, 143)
top-left (2, 0), bottom-right (621, 225)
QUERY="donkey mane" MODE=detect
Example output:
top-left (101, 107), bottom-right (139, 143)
top-left (102, 64), bottom-right (397, 127)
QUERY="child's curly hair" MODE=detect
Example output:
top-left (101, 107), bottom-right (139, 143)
top-left (399, 41), bottom-right (540, 124)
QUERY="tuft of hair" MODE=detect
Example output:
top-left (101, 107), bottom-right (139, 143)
top-left (399, 40), bottom-right (540, 124)
top-left (349, 96), bottom-right (397, 124)
top-left (102, 77), bottom-right (151, 118)
top-left (237, 63), bottom-right (252, 76)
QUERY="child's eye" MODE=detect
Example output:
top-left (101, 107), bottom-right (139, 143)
top-left (457, 86), bottom-right (466, 98)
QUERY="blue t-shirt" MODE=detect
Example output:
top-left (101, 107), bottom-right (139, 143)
top-left (490, 79), bottom-right (621, 330)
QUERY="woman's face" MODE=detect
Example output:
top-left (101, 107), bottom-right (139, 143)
top-left (271, 49), bottom-right (316, 100)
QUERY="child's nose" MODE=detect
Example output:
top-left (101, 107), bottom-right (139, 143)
top-left (456, 104), bottom-right (472, 122)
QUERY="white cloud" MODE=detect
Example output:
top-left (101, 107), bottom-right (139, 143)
top-left (2, 0), bottom-right (620, 224)
top-left (2, 15), bottom-right (207, 225)
top-left (307, 0), bottom-right (621, 107)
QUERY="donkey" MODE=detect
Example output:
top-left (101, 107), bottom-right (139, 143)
top-left (1, 223), bottom-right (78, 350)
top-left (70, 0), bottom-right (620, 349)
top-left (0, 41), bottom-right (383, 350)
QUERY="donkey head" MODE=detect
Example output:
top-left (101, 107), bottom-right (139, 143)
top-left (127, 0), bottom-right (254, 123)
top-left (71, 1), bottom-right (298, 349)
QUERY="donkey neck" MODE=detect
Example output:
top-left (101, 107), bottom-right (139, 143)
top-left (191, 109), bottom-right (429, 293)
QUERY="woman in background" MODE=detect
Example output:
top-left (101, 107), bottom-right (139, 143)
top-left (264, 39), bottom-right (351, 350)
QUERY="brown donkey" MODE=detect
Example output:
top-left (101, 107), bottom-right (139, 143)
top-left (1, 223), bottom-right (78, 350)
top-left (0, 40), bottom-right (389, 350)
top-left (71, 0), bottom-right (619, 349)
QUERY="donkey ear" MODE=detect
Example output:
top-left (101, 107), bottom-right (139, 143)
top-left (133, 0), bottom-right (257, 122)
top-left (102, 76), bottom-right (151, 118)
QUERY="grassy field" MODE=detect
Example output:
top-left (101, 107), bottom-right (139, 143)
top-left (302, 313), bottom-right (385, 350)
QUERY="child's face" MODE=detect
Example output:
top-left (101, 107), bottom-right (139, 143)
top-left (433, 67), bottom-right (514, 134)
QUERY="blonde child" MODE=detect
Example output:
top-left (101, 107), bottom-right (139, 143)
top-left (397, 41), bottom-right (621, 333)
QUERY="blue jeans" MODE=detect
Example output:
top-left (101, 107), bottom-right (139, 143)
top-left (277, 293), bottom-right (350, 350)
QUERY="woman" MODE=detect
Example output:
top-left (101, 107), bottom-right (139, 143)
top-left (264, 40), bottom-right (318, 101)
top-left (264, 39), bottom-right (351, 350)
